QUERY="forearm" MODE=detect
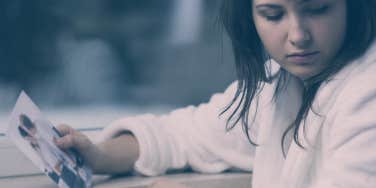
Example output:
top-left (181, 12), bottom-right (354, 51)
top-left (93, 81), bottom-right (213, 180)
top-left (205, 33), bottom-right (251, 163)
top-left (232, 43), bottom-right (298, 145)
top-left (92, 133), bottom-right (140, 174)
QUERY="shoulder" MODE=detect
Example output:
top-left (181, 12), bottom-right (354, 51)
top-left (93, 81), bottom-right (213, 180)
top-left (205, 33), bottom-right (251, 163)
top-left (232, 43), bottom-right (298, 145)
top-left (330, 41), bottom-right (376, 114)
top-left (340, 41), bottom-right (376, 95)
top-left (320, 42), bottom-right (376, 149)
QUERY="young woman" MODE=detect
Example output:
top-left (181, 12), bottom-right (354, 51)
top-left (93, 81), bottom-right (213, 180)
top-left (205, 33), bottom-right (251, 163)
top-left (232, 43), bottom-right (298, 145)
top-left (55, 0), bottom-right (376, 187)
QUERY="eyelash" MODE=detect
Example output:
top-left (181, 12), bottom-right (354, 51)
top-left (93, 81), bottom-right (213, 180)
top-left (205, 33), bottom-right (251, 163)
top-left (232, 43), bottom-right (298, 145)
top-left (265, 13), bottom-right (283, 21)
top-left (263, 5), bottom-right (330, 22)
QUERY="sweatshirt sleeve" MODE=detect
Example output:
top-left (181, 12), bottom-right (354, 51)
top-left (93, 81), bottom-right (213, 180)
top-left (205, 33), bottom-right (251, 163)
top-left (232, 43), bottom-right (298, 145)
top-left (97, 82), bottom-right (257, 176)
top-left (309, 74), bottom-right (376, 188)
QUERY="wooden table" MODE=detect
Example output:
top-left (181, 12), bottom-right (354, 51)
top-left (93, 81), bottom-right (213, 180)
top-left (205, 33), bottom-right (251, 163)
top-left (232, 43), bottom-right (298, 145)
top-left (0, 172), bottom-right (252, 188)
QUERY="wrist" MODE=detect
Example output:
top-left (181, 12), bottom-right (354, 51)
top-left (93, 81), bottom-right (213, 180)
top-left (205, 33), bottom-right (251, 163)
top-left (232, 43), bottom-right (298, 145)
top-left (84, 143), bottom-right (106, 174)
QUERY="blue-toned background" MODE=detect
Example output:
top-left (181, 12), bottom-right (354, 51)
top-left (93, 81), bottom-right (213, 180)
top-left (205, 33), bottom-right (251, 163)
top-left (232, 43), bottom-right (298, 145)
top-left (0, 0), bottom-right (235, 112)
top-left (0, 1), bottom-right (238, 178)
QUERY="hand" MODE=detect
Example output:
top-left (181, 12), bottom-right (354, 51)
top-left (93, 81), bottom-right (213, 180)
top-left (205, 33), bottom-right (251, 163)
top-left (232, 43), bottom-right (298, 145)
top-left (149, 178), bottom-right (189, 188)
top-left (54, 124), bottom-right (101, 171)
top-left (55, 124), bottom-right (140, 175)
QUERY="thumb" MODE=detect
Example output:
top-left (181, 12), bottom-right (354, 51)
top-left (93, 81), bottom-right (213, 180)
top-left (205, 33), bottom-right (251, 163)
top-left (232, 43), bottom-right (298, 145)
top-left (55, 131), bottom-right (92, 153)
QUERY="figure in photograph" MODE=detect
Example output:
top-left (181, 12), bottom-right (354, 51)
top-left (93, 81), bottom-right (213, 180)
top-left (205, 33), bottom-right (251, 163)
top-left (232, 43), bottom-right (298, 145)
top-left (18, 114), bottom-right (62, 184)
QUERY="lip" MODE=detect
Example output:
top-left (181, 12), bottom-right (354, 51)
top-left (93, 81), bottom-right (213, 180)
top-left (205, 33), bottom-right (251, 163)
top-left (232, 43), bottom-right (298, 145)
top-left (286, 51), bottom-right (320, 65)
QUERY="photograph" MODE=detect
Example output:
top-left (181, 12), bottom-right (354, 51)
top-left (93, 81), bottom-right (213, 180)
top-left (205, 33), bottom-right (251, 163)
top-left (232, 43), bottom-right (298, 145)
top-left (6, 92), bottom-right (92, 188)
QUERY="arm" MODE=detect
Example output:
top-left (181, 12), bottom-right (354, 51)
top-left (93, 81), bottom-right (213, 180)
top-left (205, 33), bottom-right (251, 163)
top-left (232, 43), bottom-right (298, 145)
top-left (96, 81), bottom-right (258, 176)
top-left (94, 133), bottom-right (139, 174)
top-left (56, 126), bottom-right (191, 187)
top-left (56, 81), bottom-right (258, 176)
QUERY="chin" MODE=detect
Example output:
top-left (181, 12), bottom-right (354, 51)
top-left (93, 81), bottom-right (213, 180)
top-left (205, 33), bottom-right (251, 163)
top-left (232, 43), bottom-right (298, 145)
top-left (288, 68), bottom-right (319, 80)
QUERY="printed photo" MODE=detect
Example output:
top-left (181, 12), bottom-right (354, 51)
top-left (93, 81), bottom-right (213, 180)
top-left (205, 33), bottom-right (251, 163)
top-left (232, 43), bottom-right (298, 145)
top-left (6, 92), bottom-right (92, 188)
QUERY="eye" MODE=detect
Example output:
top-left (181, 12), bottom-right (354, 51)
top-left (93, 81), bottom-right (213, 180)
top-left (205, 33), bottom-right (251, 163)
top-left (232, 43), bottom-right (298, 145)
top-left (257, 9), bottom-right (284, 22)
top-left (255, 5), bottom-right (285, 22)
top-left (265, 13), bottom-right (284, 21)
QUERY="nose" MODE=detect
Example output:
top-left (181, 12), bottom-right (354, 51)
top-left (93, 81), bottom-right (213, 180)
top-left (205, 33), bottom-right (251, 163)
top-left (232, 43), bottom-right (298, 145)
top-left (288, 16), bottom-right (312, 48)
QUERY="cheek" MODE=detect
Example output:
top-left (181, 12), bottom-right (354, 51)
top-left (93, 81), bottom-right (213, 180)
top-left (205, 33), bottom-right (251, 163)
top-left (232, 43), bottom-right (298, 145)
top-left (254, 19), bottom-right (285, 58)
top-left (314, 20), bottom-right (345, 50)
top-left (313, 8), bottom-right (347, 57)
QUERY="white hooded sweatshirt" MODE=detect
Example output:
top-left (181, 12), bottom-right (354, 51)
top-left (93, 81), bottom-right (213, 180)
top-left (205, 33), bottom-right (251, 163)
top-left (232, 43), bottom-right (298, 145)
top-left (98, 41), bottom-right (376, 188)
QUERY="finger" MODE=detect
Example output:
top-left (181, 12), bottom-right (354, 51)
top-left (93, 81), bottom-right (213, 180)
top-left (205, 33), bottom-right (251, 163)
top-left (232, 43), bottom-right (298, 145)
top-left (55, 134), bottom-right (76, 149)
top-left (55, 124), bottom-right (75, 136)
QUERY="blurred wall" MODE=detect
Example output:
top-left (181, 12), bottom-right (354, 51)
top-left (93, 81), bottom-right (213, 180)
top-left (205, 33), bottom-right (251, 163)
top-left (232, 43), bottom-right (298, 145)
top-left (0, 0), bottom-right (236, 110)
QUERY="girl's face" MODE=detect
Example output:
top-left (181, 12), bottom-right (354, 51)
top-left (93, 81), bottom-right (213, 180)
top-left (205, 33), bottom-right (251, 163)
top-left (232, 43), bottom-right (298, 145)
top-left (252, 0), bottom-right (347, 80)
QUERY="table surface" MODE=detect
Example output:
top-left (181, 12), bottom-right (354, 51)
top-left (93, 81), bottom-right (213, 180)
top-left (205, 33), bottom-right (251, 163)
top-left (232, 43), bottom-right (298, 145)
top-left (0, 172), bottom-right (252, 188)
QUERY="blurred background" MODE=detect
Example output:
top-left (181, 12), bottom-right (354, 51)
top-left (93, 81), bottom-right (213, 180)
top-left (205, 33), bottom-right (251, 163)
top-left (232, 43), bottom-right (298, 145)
top-left (0, 0), bottom-right (236, 129)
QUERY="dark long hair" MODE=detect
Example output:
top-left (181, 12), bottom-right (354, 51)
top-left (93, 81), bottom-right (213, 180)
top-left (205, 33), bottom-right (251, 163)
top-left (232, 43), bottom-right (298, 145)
top-left (219, 0), bottom-right (376, 152)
